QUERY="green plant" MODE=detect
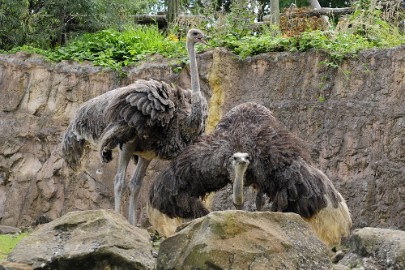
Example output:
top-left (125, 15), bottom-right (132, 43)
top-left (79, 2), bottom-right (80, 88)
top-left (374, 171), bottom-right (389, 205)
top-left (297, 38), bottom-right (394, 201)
top-left (320, 60), bottom-right (339, 68)
top-left (8, 25), bottom-right (194, 72)
top-left (318, 95), bottom-right (326, 102)
top-left (3, 0), bottom-right (404, 71)
top-left (216, 0), bottom-right (402, 61)
top-left (0, 0), bottom-right (151, 50)
top-left (336, 0), bottom-right (404, 46)
top-left (0, 0), bottom-right (29, 50)
top-left (211, 30), bottom-right (297, 59)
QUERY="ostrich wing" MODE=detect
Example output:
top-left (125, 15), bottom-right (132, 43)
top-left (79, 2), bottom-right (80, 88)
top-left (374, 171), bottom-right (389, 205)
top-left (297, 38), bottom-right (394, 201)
top-left (270, 157), bottom-right (341, 218)
top-left (150, 135), bottom-right (232, 219)
top-left (99, 79), bottom-right (188, 157)
top-left (105, 79), bottom-right (177, 129)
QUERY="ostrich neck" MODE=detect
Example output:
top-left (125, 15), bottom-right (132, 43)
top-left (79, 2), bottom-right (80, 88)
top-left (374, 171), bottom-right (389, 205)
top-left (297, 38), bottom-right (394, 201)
top-left (187, 41), bottom-right (200, 94)
top-left (183, 40), bottom-right (205, 133)
top-left (233, 165), bottom-right (247, 206)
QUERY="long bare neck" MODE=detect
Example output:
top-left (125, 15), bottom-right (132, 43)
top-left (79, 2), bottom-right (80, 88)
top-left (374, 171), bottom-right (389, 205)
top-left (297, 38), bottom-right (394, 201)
top-left (187, 40), bottom-right (200, 94)
top-left (233, 165), bottom-right (247, 206)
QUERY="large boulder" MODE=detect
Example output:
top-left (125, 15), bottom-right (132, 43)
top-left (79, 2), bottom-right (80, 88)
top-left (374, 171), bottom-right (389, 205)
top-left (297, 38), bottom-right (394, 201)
top-left (157, 210), bottom-right (332, 270)
top-left (7, 209), bottom-right (155, 270)
top-left (338, 227), bottom-right (405, 270)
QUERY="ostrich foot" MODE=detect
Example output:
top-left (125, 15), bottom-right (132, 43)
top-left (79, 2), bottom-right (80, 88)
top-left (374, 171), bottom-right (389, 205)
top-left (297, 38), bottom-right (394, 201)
top-left (101, 148), bottom-right (113, 163)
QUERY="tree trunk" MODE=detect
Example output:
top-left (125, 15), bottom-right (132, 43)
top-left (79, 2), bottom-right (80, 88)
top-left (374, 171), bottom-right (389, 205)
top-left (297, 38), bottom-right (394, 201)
top-left (167, 0), bottom-right (179, 23)
top-left (269, 0), bottom-right (280, 25)
top-left (309, 0), bottom-right (330, 26)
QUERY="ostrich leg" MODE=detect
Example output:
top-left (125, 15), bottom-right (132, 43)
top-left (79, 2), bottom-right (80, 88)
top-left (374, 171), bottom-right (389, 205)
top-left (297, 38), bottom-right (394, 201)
top-left (128, 156), bottom-right (151, 225)
top-left (256, 190), bottom-right (264, 211)
top-left (113, 144), bottom-right (135, 213)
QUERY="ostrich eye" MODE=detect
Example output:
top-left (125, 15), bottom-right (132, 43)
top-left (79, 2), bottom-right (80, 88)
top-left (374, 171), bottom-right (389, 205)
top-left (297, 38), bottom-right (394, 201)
top-left (192, 32), bottom-right (198, 36)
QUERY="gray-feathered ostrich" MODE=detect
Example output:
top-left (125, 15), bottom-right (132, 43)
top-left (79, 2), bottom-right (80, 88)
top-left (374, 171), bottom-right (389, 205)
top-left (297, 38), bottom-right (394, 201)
top-left (62, 29), bottom-right (208, 225)
top-left (149, 102), bottom-right (352, 247)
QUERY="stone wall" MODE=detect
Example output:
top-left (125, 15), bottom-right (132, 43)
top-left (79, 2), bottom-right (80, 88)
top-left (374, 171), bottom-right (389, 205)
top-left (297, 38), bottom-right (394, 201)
top-left (199, 47), bottom-right (405, 230)
top-left (0, 46), bottom-right (404, 230)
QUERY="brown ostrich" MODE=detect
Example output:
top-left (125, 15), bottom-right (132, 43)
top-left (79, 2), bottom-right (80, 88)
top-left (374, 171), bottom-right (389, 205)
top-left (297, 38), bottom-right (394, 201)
top-left (149, 102), bottom-right (352, 247)
top-left (62, 29), bottom-right (208, 225)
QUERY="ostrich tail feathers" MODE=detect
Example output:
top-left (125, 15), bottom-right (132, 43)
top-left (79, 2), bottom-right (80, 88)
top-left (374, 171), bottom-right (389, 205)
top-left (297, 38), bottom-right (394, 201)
top-left (147, 202), bottom-right (185, 237)
top-left (62, 124), bottom-right (85, 170)
top-left (304, 195), bottom-right (352, 248)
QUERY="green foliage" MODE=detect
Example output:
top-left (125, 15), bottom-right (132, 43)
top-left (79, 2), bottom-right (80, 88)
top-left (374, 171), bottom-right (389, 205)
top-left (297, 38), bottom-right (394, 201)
top-left (9, 26), bottom-right (190, 71)
top-left (337, 0), bottom-right (404, 47)
top-left (226, 0), bottom-right (258, 36)
top-left (297, 31), bottom-right (377, 61)
top-left (318, 95), bottom-right (326, 102)
top-left (209, 0), bottom-right (404, 62)
top-left (211, 31), bottom-right (297, 59)
top-left (0, 0), bottom-right (148, 50)
top-left (0, 0), bottom-right (29, 50)
top-left (211, 29), bottom-right (379, 62)
top-left (195, 0), bottom-right (263, 42)
top-left (2, 0), bottom-right (403, 71)
top-left (0, 233), bottom-right (29, 262)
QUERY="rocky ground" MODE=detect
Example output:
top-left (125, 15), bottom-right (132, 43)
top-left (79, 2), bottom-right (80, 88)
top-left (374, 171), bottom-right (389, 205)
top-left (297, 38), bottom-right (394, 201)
top-left (1, 210), bottom-right (405, 270)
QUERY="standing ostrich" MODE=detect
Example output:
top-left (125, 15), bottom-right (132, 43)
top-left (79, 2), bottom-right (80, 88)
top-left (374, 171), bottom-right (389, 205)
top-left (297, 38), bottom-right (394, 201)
top-left (62, 29), bottom-right (208, 225)
top-left (149, 102), bottom-right (352, 247)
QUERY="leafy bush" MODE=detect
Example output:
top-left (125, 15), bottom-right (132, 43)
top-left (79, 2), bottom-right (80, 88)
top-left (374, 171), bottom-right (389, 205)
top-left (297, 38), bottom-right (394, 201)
top-left (211, 32), bottom-right (297, 58)
top-left (0, 0), bottom-right (28, 50)
top-left (0, 0), bottom-right (151, 50)
top-left (210, 0), bottom-right (404, 62)
top-left (8, 25), bottom-right (193, 71)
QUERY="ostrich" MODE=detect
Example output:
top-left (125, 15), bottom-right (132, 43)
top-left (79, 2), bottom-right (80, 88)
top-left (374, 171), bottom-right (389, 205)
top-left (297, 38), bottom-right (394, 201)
top-left (62, 29), bottom-right (208, 225)
top-left (148, 102), bottom-right (352, 247)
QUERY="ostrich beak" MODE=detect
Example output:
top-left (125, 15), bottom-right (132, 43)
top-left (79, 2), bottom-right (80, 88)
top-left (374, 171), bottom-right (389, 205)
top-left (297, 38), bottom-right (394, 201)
top-left (198, 36), bottom-right (210, 46)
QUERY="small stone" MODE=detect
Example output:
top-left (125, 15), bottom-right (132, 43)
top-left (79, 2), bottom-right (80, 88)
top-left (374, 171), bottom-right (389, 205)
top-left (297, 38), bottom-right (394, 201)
top-left (332, 250), bottom-right (345, 263)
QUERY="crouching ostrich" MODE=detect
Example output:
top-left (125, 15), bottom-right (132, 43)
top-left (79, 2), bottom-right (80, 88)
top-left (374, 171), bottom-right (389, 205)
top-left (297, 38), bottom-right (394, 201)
top-left (148, 102), bottom-right (352, 247)
top-left (62, 29), bottom-right (208, 225)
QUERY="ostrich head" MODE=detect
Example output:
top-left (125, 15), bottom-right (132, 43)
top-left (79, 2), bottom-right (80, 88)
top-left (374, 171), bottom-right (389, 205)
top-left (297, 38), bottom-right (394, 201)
top-left (187, 29), bottom-right (208, 45)
top-left (231, 152), bottom-right (250, 210)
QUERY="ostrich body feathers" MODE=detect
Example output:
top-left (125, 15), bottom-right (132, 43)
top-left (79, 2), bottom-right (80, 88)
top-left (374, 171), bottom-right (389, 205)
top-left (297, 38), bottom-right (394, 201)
top-left (62, 79), bottom-right (207, 168)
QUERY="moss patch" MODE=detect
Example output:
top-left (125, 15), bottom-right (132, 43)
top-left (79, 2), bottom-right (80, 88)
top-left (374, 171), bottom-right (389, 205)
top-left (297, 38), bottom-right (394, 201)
top-left (0, 233), bottom-right (29, 262)
top-left (206, 49), bottom-right (225, 133)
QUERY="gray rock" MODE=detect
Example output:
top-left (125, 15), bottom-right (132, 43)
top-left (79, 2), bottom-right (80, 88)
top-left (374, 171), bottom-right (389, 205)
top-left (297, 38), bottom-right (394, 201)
top-left (0, 261), bottom-right (33, 270)
top-left (0, 226), bottom-right (20, 234)
top-left (7, 209), bottom-right (155, 270)
top-left (157, 210), bottom-right (333, 270)
top-left (338, 227), bottom-right (405, 270)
